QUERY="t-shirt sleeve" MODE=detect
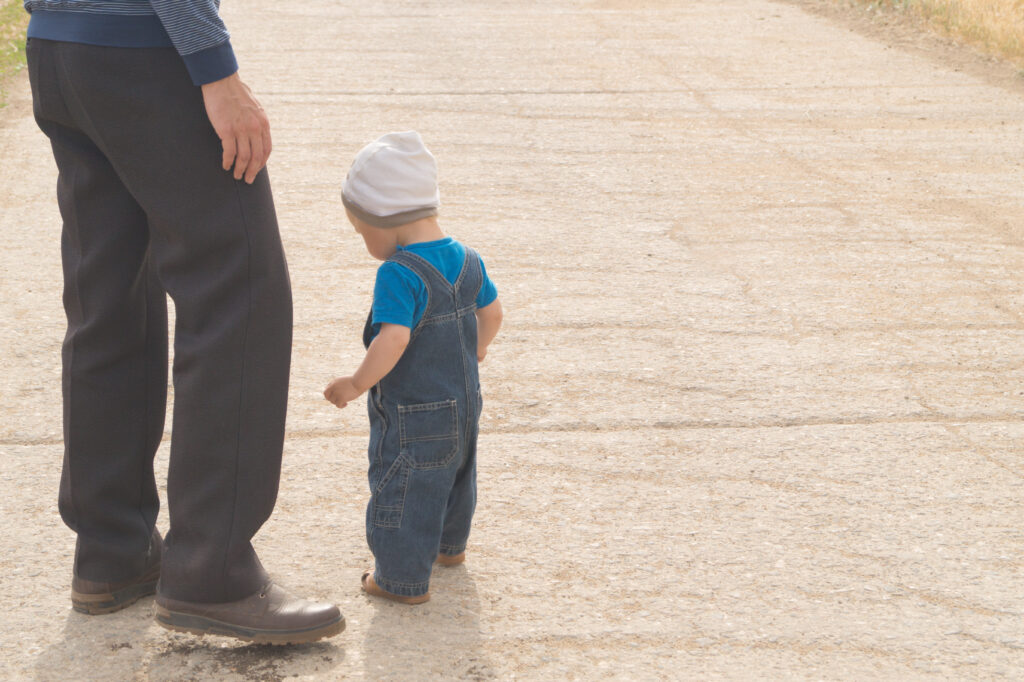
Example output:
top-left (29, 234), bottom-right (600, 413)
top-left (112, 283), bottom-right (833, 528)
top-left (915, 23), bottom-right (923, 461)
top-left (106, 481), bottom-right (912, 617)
top-left (372, 262), bottom-right (424, 329)
top-left (476, 256), bottom-right (498, 309)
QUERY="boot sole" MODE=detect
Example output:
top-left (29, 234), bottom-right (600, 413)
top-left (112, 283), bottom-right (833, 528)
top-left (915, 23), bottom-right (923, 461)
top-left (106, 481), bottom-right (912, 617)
top-left (154, 605), bottom-right (346, 645)
top-left (72, 579), bottom-right (159, 615)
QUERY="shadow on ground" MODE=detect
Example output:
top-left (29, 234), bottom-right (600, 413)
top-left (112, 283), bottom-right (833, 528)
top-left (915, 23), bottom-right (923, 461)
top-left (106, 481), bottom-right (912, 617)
top-left (362, 567), bottom-right (496, 680)
top-left (35, 604), bottom-right (345, 681)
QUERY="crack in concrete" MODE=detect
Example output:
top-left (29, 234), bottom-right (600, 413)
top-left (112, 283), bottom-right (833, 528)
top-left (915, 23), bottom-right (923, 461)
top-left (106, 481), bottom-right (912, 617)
top-left (4, 410), bottom-right (1023, 447)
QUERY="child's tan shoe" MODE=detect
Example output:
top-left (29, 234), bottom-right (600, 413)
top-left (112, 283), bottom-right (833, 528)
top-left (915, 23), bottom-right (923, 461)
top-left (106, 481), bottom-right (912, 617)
top-left (435, 552), bottom-right (465, 566)
top-left (360, 571), bottom-right (430, 605)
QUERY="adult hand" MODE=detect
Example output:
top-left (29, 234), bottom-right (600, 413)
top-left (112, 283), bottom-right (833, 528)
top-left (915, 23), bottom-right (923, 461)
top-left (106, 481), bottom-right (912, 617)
top-left (201, 72), bottom-right (272, 184)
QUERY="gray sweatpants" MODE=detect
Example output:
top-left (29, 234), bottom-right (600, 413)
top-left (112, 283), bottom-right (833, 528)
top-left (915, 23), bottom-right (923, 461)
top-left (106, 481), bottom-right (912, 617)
top-left (27, 38), bottom-right (293, 603)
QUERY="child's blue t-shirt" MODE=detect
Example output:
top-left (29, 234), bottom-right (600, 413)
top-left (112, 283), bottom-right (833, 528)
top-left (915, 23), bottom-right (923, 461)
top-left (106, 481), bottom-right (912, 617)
top-left (371, 237), bottom-right (498, 335)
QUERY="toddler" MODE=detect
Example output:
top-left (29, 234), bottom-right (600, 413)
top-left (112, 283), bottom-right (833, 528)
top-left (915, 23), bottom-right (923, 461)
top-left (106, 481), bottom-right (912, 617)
top-left (324, 131), bottom-right (502, 604)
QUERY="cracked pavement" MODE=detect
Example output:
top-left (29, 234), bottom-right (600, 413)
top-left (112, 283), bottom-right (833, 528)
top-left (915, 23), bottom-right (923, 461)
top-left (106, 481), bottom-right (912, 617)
top-left (1, 0), bottom-right (1023, 679)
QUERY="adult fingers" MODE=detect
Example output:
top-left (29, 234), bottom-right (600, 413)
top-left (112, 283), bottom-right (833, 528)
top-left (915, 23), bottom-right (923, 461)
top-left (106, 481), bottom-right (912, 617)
top-left (233, 134), bottom-right (252, 181)
top-left (221, 135), bottom-right (237, 172)
top-left (245, 133), bottom-right (265, 184)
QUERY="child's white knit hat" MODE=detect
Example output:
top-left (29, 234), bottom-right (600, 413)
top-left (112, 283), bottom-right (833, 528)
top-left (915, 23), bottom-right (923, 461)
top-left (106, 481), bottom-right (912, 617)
top-left (341, 131), bottom-right (440, 228)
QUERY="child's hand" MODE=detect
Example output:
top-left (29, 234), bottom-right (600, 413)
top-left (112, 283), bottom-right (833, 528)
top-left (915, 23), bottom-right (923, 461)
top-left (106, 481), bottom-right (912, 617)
top-left (324, 376), bottom-right (362, 408)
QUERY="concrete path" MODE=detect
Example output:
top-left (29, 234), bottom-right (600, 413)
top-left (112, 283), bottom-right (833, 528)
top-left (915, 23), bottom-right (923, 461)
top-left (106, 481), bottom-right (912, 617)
top-left (2, 0), bottom-right (1023, 679)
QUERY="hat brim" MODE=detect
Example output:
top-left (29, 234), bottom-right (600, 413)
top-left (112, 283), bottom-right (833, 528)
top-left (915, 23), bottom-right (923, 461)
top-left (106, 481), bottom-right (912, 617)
top-left (342, 193), bottom-right (438, 229)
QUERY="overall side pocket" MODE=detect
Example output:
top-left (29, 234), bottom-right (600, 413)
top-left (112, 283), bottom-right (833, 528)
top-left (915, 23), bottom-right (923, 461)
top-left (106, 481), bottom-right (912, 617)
top-left (372, 455), bottom-right (409, 529)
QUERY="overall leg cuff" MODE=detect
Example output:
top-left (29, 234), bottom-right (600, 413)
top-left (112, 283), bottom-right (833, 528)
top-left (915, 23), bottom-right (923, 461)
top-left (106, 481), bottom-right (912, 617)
top-left (374, 571), bottom-right (430, 598)
top-left (438, 542), bottom-right (467, 556)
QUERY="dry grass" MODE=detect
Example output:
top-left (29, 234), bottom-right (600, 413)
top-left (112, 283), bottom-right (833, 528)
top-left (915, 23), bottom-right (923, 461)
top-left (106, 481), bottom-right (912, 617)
top-left (0, 0), bottom-right (29, 106)
top-left (860, 0), bottom-right (1024, 67)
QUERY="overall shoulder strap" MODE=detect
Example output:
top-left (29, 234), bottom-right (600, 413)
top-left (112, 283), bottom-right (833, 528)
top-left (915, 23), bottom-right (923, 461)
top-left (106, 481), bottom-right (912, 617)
top-left (388, 250), bottom-right (452, 294)
top-left (454, 246), bottom-right (483, 306)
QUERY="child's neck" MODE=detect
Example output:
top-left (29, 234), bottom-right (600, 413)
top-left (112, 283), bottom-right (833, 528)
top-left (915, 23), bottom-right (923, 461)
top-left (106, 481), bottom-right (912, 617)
top-left (396, 217), bottom-right (445, 247)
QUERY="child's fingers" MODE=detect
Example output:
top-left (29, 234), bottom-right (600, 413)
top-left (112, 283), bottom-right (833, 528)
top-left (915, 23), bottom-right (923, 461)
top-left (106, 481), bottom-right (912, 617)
top-left (323, 379), bottom-right (357, 408)
top-left (323, 386), bottom-right (348, 409)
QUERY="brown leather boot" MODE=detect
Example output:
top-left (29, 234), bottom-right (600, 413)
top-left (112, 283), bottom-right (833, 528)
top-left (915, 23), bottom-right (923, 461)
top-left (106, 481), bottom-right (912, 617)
top-left (154, 582), bottom-right (345, 645)
top-left (71, 529), bottom-right (162, 615)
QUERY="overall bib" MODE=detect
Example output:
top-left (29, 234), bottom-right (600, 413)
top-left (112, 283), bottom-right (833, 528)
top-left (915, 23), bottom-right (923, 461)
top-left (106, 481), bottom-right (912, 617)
top-left (363, 248), bottom-right (483, 598)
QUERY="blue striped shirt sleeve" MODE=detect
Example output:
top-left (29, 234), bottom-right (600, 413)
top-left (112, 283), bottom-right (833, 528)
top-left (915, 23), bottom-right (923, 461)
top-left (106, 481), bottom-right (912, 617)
top-left (148, 0), bottom-right (237, 85)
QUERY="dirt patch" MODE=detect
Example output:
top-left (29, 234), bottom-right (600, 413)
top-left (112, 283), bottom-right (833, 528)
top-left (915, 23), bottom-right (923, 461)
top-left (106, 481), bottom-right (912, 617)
top-left (783, 0), bottom-right (1024, 95)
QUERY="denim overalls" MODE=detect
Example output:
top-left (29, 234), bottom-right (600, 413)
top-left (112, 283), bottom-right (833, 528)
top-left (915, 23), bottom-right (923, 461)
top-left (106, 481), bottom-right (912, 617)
top-left (362, 247), bottom-right (483, 598)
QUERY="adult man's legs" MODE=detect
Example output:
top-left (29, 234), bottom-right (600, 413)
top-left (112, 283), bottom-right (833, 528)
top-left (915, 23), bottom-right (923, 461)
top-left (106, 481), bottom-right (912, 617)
top-left (29, 40), bottom-right (342, 639)
top-left (28, 40), bottom-right (167, 602)
top-left (44, 41), bottom-right (291, 603)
